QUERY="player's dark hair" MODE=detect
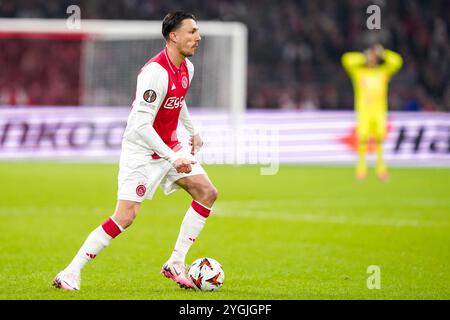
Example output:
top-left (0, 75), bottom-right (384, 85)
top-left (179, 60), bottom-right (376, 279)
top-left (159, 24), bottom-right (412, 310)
top-left (162, 11), bottom-right (197, 40)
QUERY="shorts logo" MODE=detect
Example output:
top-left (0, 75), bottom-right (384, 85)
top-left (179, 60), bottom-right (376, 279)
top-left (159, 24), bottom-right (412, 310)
top-left (136, 184), bottom-right (146, 197)
top-left (143, 90), bottom-right (157, 103)
top-left (181, 76), bottom-right (188, 89)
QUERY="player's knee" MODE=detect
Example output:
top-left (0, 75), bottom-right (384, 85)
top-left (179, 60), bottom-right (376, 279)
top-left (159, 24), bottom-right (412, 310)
top-left (193, 184), bottom-right (218, 205)
top-left (207, 185), bottom-right (218, 203)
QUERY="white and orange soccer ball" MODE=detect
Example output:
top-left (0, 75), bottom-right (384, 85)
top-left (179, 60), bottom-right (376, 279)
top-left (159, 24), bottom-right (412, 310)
top-left (188, 257), bottom-right (225, 291)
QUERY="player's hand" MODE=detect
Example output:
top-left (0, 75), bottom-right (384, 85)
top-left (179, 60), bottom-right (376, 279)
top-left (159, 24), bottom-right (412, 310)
top-left (172, 158), bottom-right (197, 174)
top-left (189, 134), bottom-right (204, 155)
top-left (374, 44), bottom-right (385, 59)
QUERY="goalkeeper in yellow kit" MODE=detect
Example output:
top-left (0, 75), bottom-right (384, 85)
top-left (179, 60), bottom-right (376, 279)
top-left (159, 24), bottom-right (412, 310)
top-left (342, 44), bottom-right (403, 180)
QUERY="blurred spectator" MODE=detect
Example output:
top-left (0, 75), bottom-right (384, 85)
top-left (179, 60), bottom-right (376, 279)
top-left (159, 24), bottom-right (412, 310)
top-left (0, 0), bottom-right (448, 111)
top-left (0, 38), bottom-right (82, 106)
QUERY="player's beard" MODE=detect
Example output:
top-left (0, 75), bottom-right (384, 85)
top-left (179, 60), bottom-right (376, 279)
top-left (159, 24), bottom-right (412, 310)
top-left (181, 48), bottom-right (195, 57)
top-left (180, 43), bottom-right (198, 58)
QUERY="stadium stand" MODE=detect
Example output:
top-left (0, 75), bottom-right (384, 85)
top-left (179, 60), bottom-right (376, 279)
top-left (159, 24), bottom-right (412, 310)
top-left (0, 0), bottom-right (448, 111)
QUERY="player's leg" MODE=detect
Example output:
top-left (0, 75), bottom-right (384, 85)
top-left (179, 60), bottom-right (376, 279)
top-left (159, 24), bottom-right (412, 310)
top-left (63, 200), bottom-right (140, 274)
top-left (53, 147), bottom-right (157, 291)
top-left (161, 171), bottom-right (218, 289)
top-left (53, 200), bottom-right (140, 291)
top-left (375, 112), bottom-right (388, 181)
top-left (111, 200), bottom-right (141, 229)
top-left (169, 174), bottom-right (218, 263)
top-left (356, 113), bottom-right (369, 180)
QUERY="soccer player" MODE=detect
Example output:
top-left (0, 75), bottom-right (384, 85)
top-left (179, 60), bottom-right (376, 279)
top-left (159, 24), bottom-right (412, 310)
top-left (53, 12), bottom-right (217, 290)
top-left (342, 44), bottom-right (403, 180)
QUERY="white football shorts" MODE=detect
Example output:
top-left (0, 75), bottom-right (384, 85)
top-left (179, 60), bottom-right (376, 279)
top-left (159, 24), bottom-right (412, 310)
top-left (117, 144), bottom-right (206, 202)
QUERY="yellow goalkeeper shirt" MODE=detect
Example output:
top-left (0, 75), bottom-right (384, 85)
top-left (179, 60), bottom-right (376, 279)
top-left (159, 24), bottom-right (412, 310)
top-left (341, 50), bottom-right (403, 115)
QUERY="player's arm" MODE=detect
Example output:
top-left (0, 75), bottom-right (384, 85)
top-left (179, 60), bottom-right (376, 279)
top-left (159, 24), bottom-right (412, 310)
top-left (179, 100), bottom-right (198, 136)
top-left (180, 58), bottom-right (203, 155)
top-left (341, 51), bottom-right (366, 77)
top-left (130, 63), bottom-right (195, 171)
top-left (380, 49), bottom-right (403, 76)
top-left (179, 101), bottom-right (203, 155)
top-left (134, 113), bottom-right (195, 172)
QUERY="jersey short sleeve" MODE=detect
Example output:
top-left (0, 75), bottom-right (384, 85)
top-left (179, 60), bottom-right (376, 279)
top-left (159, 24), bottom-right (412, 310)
top-left (132, 62), bottom-right (168, 114)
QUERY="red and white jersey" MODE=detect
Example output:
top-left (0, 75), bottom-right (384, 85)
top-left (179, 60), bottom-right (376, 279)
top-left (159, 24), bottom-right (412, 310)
top-left (123, 47), bottom-right (197, 161)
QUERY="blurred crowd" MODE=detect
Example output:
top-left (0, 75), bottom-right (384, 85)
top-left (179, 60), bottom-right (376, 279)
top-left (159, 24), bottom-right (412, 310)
top-left (0, 38), bottom-right (82, 105)
top-left (0, 0), bottom-right (449, 111)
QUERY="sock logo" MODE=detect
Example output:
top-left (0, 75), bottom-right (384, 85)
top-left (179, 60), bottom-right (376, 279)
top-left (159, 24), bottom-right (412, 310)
top-left (188, 237), bottom-right (196, 242)
top-left (85, 253), bottom-right (97, 259)
top-left (136, 184), bottom-right (146, 197)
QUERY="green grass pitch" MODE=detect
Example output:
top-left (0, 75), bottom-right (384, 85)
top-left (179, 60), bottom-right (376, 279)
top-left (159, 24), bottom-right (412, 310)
top-left (0, 162), bottom-right (449, 300)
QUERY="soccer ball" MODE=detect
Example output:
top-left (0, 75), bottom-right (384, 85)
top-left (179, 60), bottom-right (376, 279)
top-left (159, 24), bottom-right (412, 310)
top-left (188, 257), bottom-right (225, 291)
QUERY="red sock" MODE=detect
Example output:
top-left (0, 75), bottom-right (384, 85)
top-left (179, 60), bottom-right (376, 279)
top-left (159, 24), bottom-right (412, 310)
top-left (101, 217), bottom-right (123, 238)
